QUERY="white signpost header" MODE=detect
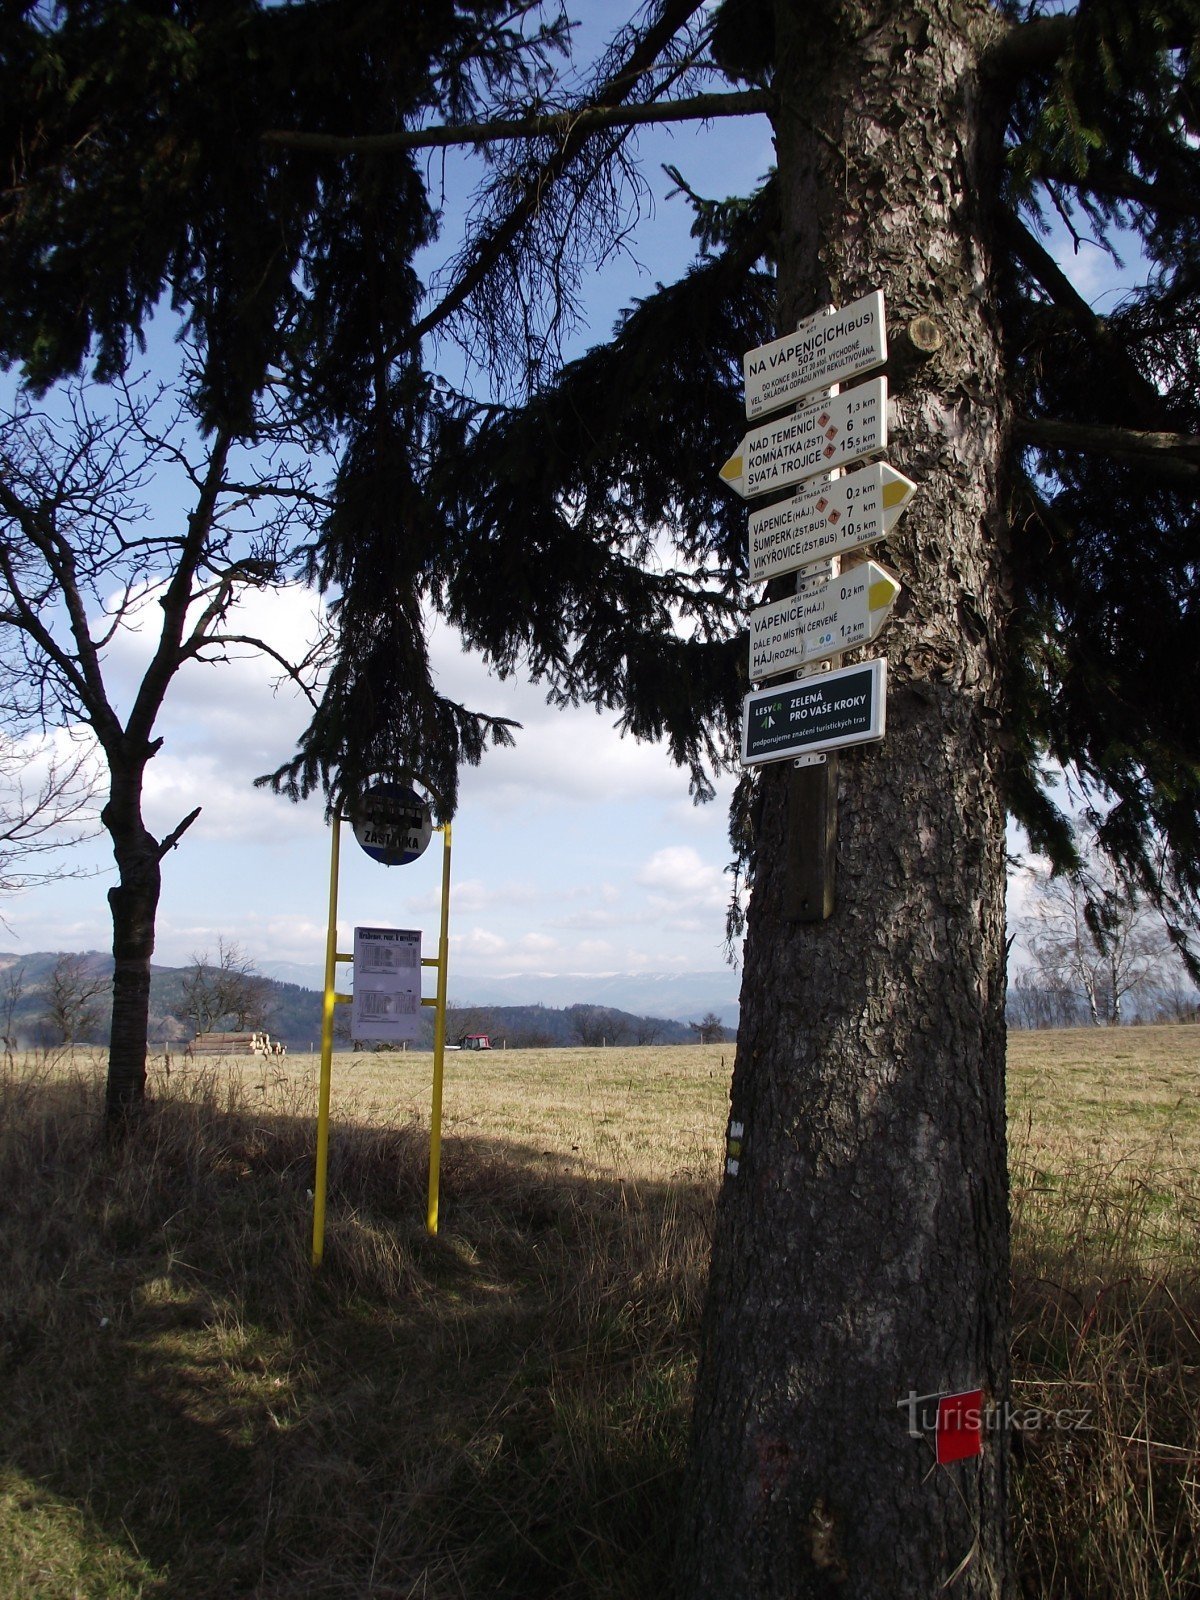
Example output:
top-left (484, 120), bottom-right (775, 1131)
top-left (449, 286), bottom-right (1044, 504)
top-left (749, 560), bottom-right (901, 681)
top-left (744, 290), bottom-right (887, 421)
top-left (748, 461), bottom-right (916, 585)
top-left (720, 379), bottom-right (887, 501)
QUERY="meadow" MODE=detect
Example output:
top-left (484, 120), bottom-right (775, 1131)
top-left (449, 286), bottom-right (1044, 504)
top-left (1, 1029), bottom-right (1197, 1597)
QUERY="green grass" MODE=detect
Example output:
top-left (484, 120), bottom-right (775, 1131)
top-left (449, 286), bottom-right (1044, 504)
top-left (2, 1031), bottom-right (1199, 1597)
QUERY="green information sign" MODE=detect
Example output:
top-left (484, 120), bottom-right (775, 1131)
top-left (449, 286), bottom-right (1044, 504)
top-left (741, 658), bottom-right (887, 767)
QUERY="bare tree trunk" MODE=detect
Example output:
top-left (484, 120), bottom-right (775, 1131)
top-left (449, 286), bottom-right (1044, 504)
top-left (103, 765), bottom-right (161, 1124)
top-left (1083, 969), bottom-right (1102, 1026)
top-left (679, 4), bottom-right (1014, 1595)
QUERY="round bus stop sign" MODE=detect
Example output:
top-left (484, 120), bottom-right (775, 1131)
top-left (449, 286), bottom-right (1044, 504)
top-left (351, 783), bottom-right (433, 867)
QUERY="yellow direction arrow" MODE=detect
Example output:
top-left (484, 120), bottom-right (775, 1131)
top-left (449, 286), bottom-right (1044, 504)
top-left (719, 379), bottom-right (888, 500)
top-left (748, 558), bottom-right (902, 681)
top-left (747, 460), bottom-right (917, 584)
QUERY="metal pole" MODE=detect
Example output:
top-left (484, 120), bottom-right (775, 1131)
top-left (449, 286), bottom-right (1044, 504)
top-left (426, 822), bottom-right (452, 1235)
top-left (311, 807), bottom-right (343, 1268)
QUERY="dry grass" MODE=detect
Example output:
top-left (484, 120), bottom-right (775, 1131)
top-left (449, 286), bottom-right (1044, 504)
top-left (2, 1030), bottom-right (1198, 1597)
top-left (1006, 1027), bottom-right (1200, 1598)
top-left (243, 1043), bottom-right (733, 1183)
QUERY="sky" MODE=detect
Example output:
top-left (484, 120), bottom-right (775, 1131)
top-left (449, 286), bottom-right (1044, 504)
top-left (0, 5), bottom-right (1154, 1016)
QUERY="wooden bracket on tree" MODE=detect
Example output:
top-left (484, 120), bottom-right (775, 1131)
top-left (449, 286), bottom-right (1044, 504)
top-left (784, 756), bottom-right (837, 921)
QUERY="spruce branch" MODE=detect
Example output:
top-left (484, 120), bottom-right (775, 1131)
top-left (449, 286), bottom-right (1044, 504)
top-left (1014, 415), bottom-right (1200, 477)
top-left (1001, 212), bottom-right (1179, 431)
top-left (404, 0), bottom-right (719, 355)
top-left (1023, 160), bottom-right (1199, 222)
top-left (983, 14), bottom-right (1076, 86)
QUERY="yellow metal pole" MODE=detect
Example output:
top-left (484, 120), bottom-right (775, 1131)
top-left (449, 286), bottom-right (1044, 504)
top-left (311, 807), bottom-right (343, 1268)
top-left (426, 821), bottom-right (452, 1235)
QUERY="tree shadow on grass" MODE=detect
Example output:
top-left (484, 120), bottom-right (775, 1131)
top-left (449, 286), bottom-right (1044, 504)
top-left (1, 1067), bottom-right (714, 1598)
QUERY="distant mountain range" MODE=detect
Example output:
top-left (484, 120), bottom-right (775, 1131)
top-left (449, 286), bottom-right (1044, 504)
top-left (260, 961), bottom-right (741, 1028)
top-left (0, 951), bottom-right (738, 1046)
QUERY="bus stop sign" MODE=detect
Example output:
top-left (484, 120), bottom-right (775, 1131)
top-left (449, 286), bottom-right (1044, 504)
top-left (351, 782), bottom-right (433, 866)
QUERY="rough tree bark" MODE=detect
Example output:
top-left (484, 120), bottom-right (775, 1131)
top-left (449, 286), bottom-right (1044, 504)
top-left (679, 3), bottom-right (1013, 1595)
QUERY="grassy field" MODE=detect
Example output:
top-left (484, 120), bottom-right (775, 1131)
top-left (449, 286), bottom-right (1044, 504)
top-left (1, 1029), bottom-right (1198, 1597)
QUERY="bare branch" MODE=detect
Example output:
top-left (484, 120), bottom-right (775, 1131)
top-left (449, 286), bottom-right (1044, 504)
top-left (0, 733), bottom-right (102, 893)
top-left (157, 805), bottom-right (202, 860)
top-left (263, 88), bottom-right (772, 159)
top-left (183, 631), bottom-right (327, 711)
top-left (125, 429), bottom-right (234, 751)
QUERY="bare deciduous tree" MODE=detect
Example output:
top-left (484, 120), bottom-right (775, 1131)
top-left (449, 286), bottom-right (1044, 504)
top-left (41, 952), bottom-right (107, 1046)
top-left (0, 377), bottom-right (329, 1119)
top-left (443, 1004), bottom-right (495, 1045)
top-left (0, 732), bottom-right (100, 900)
top-left (1, 960), bottom-right (25, 1062)
top-left (1006, 963), bottom-right (1085, 1031)
top-left (1146, 970), bottom-right (1200, 1025)
top-left (182, 939), bottom-right (272, 1035)
top-left (1020, 837), bottom-right (1180, 1026)
top-left (568, 1004), bottom-right (626, 1047)
top-left (631, 1014), bottom-right (662, 1046)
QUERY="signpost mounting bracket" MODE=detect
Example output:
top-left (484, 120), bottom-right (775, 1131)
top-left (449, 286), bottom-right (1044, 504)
top-left (785, 755), bottom-right (837, 922)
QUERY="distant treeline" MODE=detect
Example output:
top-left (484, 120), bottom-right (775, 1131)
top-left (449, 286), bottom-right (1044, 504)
top-left (434, 1002), bottom-right (731, 1049)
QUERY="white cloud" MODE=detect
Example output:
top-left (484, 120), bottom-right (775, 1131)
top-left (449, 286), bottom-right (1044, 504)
top-left (548, 905), bottom-right (640, 931)
top-left (428, 622), bottom-right (702, 811)
top-left (455, 927), bottom-right (508, 960)
top-left (576, 939), bottom-right (616, 961)
top-left (138, 750), bottom-right (321, 846)
top-left (158, 909), bottom-right (329, 967)
top-left (406, 875), bottom-right (543, 915)
top-left (638, 845), bottom-right (728, 910)
top-left (82, 583), bottom-right (329, 848)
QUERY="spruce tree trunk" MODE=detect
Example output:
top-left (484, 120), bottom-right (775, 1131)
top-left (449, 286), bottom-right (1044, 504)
top-left (103, 765), bottom-right (161, 1124)
top-left (678, 4), bottom-right (1014, 1595)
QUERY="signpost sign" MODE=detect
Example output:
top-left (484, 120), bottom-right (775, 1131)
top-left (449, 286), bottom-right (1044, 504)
top-left (719, 379), bottom-right (887, 501)
top-left (741, 659), bottom-right (887, 767)
top-left (748, 460), bottom-right (916, 585)
top-left (351, 782), bottom-right (433, 866)
top-left (743, 290), bottom-right (887, 421)
top-left (351, 926), bottom-right (423, 1043)
top-left (749, 560), bottom-right (901, 681)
